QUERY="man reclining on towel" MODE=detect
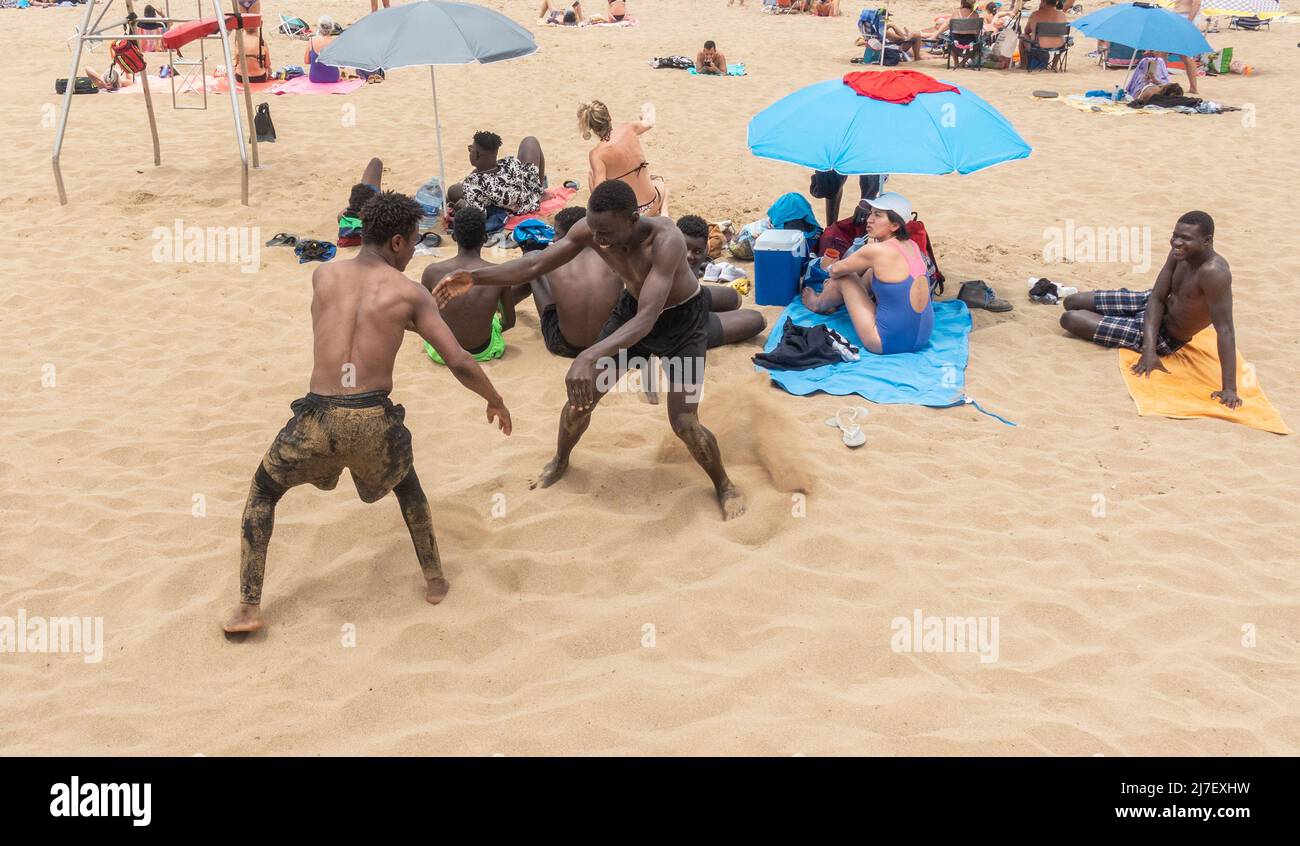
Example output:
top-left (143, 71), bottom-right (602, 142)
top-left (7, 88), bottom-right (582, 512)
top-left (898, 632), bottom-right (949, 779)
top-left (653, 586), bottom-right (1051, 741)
top-left (1059, 210), bottom-right (1241, 408)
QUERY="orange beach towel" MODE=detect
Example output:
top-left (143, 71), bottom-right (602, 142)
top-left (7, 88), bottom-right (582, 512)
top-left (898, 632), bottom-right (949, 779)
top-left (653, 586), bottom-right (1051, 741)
top-left (1119, 329), bottom-right (1291, 435)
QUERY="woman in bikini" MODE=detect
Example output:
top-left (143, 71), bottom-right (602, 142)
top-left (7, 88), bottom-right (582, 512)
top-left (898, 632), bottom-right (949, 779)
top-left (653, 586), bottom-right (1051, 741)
top-left (577, 100), bottom-right (668, 218)
top-left (801, 193), bottom-right (934, 355)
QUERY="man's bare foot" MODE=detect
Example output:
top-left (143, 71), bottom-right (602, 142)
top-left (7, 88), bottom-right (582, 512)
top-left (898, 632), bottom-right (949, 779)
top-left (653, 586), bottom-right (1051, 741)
top-left (223, 604), bottom-right (263, 634)
top-left (426, 577), bottom-right (450, 605)
top-left (718, 483), bottom-right (747, 521)
top-left (530, 457), bottom-right (569, 490)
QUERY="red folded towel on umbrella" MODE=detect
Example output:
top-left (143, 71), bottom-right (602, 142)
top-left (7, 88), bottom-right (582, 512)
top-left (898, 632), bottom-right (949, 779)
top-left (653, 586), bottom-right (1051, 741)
top-left (842, 70), bottom-right (960, 104)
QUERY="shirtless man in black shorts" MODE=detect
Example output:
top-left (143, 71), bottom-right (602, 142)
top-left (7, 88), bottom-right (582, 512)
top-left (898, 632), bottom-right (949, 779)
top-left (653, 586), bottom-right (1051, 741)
top-left (224, 192), bottom-right (512, 635)
top-left (435, 180), bottom-right (745, 520)
top-left (1060, 210), bottom-right (1240, 408)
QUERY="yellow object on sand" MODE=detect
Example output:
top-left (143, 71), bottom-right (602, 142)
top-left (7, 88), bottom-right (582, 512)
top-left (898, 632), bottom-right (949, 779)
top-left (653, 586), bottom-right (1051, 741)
top-left (1118, 329), bottom-right (1291, 435)
top-left (730, 276), bottom-right (751, 297)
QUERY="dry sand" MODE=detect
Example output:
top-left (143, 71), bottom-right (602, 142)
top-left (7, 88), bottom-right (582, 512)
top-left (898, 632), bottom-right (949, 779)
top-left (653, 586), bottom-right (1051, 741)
top-left (2, 1), bottom-right (1298, 755)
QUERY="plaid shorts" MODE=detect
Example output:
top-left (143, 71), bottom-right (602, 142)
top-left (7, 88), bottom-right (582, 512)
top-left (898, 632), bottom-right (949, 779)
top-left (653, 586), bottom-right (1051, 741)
top-left (1090, 289), bottom-right (1188, 355)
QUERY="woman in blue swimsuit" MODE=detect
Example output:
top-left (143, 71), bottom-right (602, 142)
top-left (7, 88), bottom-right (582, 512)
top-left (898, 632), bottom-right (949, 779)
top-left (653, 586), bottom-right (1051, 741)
top-left (801, 193), bottom-right (934, 355)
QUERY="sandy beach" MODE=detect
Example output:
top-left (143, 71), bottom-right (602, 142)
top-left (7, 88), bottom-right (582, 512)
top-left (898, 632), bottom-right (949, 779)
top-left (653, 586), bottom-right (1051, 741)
top-left (1, 0), bottom-right (1298, 756)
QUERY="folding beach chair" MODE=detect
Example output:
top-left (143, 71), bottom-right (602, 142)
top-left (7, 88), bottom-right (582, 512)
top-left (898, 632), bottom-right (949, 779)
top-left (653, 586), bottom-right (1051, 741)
top-left (946, 17), bottom-right (984, 70)
top-left (858, 9), bottom-right (905, 64)
top-left (277, 14), bottom-right (312, 39)
top-left (1229, 16), bottom-right (1269, 31)
top-left (1025, 21), bottom-right (1071, 72)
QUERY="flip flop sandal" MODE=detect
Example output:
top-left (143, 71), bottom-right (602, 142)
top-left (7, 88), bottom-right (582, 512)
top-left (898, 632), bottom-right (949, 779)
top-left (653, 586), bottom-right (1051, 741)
top-left (294, 240), bottom-right (337, 263)
top-left (417, 232), bottom-right (442, 248)
top-left (824, 406), bottom-right (869, 449)
top-left (563, 179), bottom-right (580, 191)
top-left (265, 232), bottom-right (298, 247)
top-left (1032, 90), bottom-right (1059, 98)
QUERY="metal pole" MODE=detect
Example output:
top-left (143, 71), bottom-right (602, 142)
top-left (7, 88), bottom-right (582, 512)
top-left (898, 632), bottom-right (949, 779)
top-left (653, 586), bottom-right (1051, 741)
top-left (1119, 49), bottom-right (1138, 102)
top-left (212, 0), bottom-right (250, 204)
top-left (53, 0), bottom-right (102, 204)
top-left (430, 65), bottom-right (447, 214)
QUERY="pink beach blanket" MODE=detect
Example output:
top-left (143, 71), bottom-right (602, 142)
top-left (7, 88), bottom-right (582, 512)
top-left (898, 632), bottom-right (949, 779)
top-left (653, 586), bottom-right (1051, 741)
top-left (505, 186), bottom-right (579, 230)
top-left (272, 76), bottom-right (366, 95)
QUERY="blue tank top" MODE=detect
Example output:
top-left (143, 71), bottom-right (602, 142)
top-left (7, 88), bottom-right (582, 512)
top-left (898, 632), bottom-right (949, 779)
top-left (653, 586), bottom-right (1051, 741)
top-left (871, 238), bottom-right (935, 355)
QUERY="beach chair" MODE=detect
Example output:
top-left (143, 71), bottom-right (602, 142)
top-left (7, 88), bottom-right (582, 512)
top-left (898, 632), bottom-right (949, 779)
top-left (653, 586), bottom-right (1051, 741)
top-left (1025, 21), bottom-right (1070, 72)
top-left (1229, 16), bottom-right (1269, 31)
top-left (858, 9), bottom-right (905, 65)
top-left (278, 14), bottom-right (312, 39)
top-left (946, 17), bottom-right (984, 70)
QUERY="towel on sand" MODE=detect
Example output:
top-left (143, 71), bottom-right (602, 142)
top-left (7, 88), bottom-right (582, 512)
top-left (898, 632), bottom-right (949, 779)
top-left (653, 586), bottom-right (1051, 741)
top-left (756, 299), bottom-right (982, 409)
top-left (688, 63), bottom-right (747, 77)
top-left (1119, 329), bottom-right (1291, 434)
top-left (505, 185), bottom-right (578, 230)
top-left (273, 76), bottom-right (366, 95)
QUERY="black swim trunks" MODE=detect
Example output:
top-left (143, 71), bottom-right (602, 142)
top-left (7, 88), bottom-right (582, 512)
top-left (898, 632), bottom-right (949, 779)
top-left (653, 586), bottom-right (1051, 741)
top-left (597, 285), bottom-right (709, 393)
top-left (540, 303), bottom-right (588, 358)
top-left (259, 391), bottom-right (413, 503)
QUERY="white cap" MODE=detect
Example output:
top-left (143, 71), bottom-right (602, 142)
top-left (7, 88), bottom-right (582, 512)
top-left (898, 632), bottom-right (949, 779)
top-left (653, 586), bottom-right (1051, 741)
top-left (863, 192), bottom-right (912, 220)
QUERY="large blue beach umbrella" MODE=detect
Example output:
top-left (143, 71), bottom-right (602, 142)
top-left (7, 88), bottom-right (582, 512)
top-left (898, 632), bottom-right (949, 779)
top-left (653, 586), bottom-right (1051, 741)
top-left (319, 1), bottom-right (538, 206)
top-left (747, 76), bottom-right (1031, 176)
top-left (1071, 3), bottom-right (1212, 56)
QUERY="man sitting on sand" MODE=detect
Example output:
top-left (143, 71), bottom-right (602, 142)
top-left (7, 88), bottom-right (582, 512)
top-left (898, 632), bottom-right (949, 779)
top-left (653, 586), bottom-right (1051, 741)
top-left (676, 215), bottom-right (768, 347)
top-left (434, 180), bottom-right (746, 520)
top-left (224, 192), bottom-right (512, 635)
top-left (515, 207), bottom-right (623, 358)
top-left (1059, 211), bottom-right (1239, 408)
top-left (447, 131), bottom-right (546, 223)
top-left (696, 41), bottom-right (728, 75)
top-left (419, 206), bottom-right (515, 364)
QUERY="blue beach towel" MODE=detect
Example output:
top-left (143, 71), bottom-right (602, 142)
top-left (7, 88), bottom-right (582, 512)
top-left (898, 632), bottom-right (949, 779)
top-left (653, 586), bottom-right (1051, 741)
top-left (755, 298), bottom-right (1015, 424)
top-left (688, 63), bottom-right (747, 77)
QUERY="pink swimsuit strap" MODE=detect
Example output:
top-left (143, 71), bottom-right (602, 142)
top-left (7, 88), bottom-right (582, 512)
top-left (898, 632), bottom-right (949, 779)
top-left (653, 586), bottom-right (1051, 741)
top-left (887, 236), bottom-right (927, 280)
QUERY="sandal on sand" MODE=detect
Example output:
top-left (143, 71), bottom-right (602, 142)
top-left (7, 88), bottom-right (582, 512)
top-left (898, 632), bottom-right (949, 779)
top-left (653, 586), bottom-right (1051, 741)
top-left (824, 406), bottom-right (869, 449)
top-left (958, 280), bottom-right (1013, 313)
top-left (294, 239), bottom-right (337, 263)
top-left (563, 179), bottom-right (580, 191)
top-left (265, 232), bottom-right (298, 247)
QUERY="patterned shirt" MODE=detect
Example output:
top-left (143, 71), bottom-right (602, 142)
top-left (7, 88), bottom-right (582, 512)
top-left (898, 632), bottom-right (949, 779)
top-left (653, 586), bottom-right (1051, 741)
top-left (460, 156), bottom-right (542, 215)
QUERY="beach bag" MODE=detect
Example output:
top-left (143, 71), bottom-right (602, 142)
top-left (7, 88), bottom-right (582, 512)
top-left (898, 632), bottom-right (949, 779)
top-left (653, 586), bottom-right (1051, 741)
top-left (111, 39), bottom-right (147, 74)
top-left (55, 76), bottom-right (98, 95)
top-left (906, 217), bottom-right (945, 296)
top-left (512, 218), bottom-right (555, 250)
top-left (254, 103), bottom-right (276, 143)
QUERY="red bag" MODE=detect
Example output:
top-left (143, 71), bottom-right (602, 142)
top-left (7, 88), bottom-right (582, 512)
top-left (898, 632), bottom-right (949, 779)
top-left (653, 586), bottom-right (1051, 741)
top-left (906, 217), bottom-right (945, 296)
top-left (111, 39), bottom-right (147, 74)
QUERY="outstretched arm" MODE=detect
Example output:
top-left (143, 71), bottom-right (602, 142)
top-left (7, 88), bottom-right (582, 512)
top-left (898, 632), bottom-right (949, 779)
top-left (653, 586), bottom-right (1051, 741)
top-left (433, 229), bottom-right (587, 305)
top-left (1202, 266), bottom-right (1239, 407)
top-left (409, 286), bottom-right (512, 434)
top-left (633, 102), bottom-right (656, 134)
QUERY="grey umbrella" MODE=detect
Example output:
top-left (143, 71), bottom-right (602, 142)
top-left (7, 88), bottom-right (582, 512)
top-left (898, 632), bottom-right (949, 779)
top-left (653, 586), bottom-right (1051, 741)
top-left (318, 1), bottom-right (538, 211)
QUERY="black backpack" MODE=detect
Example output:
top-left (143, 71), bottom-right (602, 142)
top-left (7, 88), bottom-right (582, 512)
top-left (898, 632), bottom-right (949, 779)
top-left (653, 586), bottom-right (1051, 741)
top-left (55, 77), bottom-right (98, 95)
top-left (254, 103), bottom-right (276, 143)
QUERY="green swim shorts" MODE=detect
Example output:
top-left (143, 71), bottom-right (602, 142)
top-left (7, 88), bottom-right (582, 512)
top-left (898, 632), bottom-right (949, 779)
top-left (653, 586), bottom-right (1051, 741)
top-left (424, 313), bottom-right (506, 365)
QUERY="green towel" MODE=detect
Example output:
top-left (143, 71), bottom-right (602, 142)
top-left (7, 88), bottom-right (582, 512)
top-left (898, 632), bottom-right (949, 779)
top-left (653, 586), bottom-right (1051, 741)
top-left (424, 313), bottom-right (505, 365)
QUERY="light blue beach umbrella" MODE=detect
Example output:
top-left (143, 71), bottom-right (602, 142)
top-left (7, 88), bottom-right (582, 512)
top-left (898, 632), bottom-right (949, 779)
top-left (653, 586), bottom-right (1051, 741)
top-left (747, 76), bottom-right (1031, 176)
top-left (318, 1), bottom-right (538, 209)
top-left (1071, 3), bottom-right (1212, 56)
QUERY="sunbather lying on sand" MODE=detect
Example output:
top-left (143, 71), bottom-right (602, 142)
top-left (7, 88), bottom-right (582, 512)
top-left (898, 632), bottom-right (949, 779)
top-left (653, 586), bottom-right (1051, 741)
top-left (1060, 211), bottom-right (1239, 407)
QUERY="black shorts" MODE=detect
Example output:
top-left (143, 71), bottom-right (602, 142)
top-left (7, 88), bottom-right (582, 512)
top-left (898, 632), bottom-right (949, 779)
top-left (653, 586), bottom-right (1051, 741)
top-left (540, 303), bottom-right (587, 358)
top-left (809, 171), bottom-right (884, 202)
top-left (597, 286), bottom-right (710, 391)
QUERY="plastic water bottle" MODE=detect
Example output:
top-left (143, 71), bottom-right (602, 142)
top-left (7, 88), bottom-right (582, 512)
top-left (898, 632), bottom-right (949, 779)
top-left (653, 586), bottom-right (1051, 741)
top-left (414, 178), bottom-right (443, 231)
